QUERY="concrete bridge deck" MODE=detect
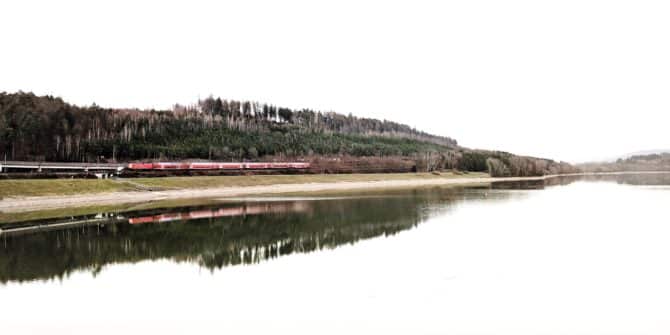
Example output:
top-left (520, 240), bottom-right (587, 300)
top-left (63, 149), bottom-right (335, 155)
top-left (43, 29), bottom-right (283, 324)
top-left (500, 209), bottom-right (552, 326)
top-left (0, 161), bottom-right (124, 173)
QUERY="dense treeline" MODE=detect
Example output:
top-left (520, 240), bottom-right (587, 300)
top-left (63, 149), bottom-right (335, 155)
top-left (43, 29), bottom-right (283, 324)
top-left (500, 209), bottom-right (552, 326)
top-left (195, 96), bottom-right (457, 147)
top-left (418, 149), bottom-right (578, 177)
top-left (0, 91), bottom-right (577, 176)
top-left (0, 92), bottom-right (453, 162)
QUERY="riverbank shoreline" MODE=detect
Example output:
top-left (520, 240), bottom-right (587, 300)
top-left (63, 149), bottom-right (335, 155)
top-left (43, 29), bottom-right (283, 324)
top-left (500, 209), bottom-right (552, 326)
top-left (1, 171), bottom-right (668, 214)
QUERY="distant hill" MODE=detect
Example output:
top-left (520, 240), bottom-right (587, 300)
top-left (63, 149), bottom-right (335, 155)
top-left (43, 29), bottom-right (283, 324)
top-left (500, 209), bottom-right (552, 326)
top-left (616, 149), bottom-right (670, 161)
top-left (580, 152), bottom-right (670, 172)
top-left (586, 150), bottom-right (670, 164)
top-left (0, 91), bottom-right (577, 176)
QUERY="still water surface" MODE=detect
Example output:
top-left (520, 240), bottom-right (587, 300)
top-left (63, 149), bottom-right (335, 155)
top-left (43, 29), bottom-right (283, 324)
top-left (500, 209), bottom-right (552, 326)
top-left (2, 174), bottom-right (670, 334)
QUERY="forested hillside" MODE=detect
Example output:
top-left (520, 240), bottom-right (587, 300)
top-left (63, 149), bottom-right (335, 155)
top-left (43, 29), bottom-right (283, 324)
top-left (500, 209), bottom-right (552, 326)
top-left (0, 92), bottom-right (454, 162)
top-left (0, 92), bottom-right (577, 176)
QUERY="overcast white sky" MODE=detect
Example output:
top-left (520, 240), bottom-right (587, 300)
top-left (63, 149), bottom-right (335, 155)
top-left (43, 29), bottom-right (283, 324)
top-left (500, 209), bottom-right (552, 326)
top-left (2, 0), bottom-right (669, 162)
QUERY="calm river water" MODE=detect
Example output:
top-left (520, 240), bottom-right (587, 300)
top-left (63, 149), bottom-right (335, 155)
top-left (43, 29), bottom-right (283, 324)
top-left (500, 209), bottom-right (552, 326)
top-left (2, 174), bottom-right (670, 334)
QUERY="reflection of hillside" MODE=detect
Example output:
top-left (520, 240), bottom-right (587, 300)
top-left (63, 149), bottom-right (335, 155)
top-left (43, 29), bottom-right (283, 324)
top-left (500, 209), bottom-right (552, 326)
top-left (0, 188), bottom-right (518, 284)
top-left (491, 175), bottom-right (591, 190)
top-left (490, 173), bottom-right (670, 190)
top-left (579, 173), bottom-right (670, 186)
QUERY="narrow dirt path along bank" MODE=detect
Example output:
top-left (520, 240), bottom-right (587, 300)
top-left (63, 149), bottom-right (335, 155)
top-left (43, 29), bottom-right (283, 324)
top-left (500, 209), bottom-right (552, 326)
top-left (1, 171), bottom-right (666, 214)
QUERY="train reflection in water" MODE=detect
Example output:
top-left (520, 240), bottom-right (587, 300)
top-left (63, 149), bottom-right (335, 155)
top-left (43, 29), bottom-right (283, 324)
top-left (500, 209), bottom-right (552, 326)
top-left (128, 202), bottom-right (310, 225)
top-left (1, 184), bottom-right (533, 284)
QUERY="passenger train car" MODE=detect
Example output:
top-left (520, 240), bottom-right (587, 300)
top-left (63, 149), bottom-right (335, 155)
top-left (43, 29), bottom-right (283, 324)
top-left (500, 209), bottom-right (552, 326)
top-left (126, 162), bottom-right (310, 171)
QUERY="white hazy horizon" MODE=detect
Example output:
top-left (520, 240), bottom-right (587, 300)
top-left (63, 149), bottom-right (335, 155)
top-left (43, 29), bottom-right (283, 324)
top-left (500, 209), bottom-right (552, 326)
top-left (2, 0), bottom-right (669, 163)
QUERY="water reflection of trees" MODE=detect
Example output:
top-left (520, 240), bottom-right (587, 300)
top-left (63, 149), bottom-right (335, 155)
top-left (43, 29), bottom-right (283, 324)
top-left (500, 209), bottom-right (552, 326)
top-left (5, 174), bottom-right (664, 284)
top-left (490, 173), bottom-right (670, 190)
top-left (490, 176), bottom-right (582, 190)
top-left (0, 188), bottom-right (513, 284)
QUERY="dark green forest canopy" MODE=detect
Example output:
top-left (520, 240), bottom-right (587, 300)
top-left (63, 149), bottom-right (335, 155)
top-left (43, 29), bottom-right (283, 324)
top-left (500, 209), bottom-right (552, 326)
top-left (0, 91), bottom-right (577, 176)
top-left (0, 92), bottom-right (455, 162)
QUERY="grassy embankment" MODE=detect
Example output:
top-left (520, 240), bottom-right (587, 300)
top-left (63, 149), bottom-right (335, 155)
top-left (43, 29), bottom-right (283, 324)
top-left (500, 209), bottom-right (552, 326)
top-left (0, 172), bottom-right (488, 199)
top-left (0, 179), bottom-right (136, 198)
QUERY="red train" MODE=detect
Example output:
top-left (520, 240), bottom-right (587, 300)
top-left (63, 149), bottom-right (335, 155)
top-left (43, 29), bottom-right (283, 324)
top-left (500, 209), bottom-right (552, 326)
top-left (126, 162), bottom-right (310, 171)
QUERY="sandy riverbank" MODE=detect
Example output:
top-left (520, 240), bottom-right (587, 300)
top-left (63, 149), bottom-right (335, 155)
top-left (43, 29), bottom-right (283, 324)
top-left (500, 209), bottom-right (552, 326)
top-left (0, 174), bottom-right (556, 214)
